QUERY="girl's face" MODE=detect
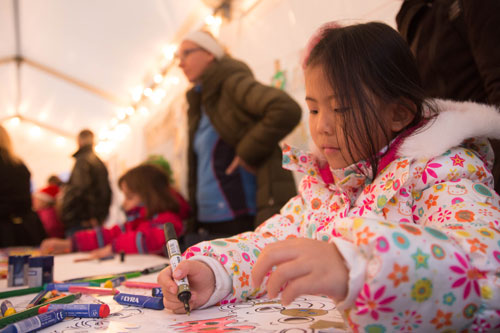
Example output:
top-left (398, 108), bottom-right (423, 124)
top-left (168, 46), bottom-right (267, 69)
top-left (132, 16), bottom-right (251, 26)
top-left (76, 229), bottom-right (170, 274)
top-left (305, 65), bottom-right (391, 169)
top-left (120, 181), bottom-right (142, 212)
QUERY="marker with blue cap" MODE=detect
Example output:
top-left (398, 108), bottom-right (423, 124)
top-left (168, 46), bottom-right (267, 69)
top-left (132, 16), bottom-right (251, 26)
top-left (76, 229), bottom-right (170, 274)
top-left (38, 304), bottom-right (110, 318)
top-left (152, 287), bottom-right (163, 297)
top-left (44, 282), bottom-right (100, 292)
top-left (113, 293), bottom-right (164, 310)
top-left (0, 309), bottom-right (66, 333)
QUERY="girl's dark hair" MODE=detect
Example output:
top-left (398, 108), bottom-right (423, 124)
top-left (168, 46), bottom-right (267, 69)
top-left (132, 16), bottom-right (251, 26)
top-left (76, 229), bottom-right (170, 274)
top-left (306, 22), bottom-right (435, 177)
top-left (118, 164), bottom-right (179, 218)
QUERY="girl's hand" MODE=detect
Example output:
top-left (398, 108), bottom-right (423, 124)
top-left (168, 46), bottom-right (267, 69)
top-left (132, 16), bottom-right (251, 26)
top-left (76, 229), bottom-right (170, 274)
top-left (251, 238), bottom-right (349, 305)
top-left (40, 238), bottom-right (72, 254)
top-left (157, 260), bottom-right (215, 314)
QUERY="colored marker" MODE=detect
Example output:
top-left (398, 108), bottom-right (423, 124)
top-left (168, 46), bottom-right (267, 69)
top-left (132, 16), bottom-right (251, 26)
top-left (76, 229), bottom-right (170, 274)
top-left (1, 301), bottom-right (16, 317)
top-left (152, 287), bottom-right (163, 297)
top-left (38, 304), bottom-right (110, 318)
top-left (141, 263), bottom-right (168, 275)
top-left (64, 271), bottom-right (141, 284)
top-left (44, 282), bottom-right (100, 292)
top-left (164, 223), bottom-right (191, 315)
top-left (98, 254), bottom-right (115, 261)
top-left (123, 281), bottom-right (160, 289)
top-left (36, 291), bottom-right (57, 305)
top-left (26, 290), bottom-right (47, 309)
top-left (68, 286), bottom-right (118, 295)
top-left (0, 286), bottom-right (44, 300)
top-left (0, 293), bottom-right (80, 329)
top-left (41, 294), bottom-right (67, 304)
top-left (113, 293), bottom-right (164, 310)
top-left (103, 276), bottom-right (125, 288)
top-left (0, 309), bottom-right (66, 333)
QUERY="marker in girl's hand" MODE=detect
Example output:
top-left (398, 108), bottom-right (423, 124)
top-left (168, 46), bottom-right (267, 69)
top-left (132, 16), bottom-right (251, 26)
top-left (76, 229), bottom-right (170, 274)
top-left (164, 223), bottom-right (191, 315)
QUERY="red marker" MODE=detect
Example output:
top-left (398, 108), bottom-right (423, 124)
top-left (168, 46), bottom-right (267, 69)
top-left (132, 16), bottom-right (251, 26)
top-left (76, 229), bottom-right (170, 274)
top-left (68, 286), bottom-right (119, 295)
top-left (123, 281), bottom-right (160, 289)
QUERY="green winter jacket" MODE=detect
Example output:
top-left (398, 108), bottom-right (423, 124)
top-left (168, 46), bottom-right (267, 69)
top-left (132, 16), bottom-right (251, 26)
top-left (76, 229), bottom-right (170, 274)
top-left (186, 56), bottom-right (301, 229)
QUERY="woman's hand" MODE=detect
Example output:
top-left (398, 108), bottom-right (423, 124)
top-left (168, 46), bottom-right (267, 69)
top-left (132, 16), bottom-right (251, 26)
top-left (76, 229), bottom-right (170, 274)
top-left (251, 238), bottom-right (349, 305)
top-left (40, 238), bottom-right (72, 254)
top-left (225, 156), bottom-right (256, 175)
top-left (157, 259), bottom-right (215, 314)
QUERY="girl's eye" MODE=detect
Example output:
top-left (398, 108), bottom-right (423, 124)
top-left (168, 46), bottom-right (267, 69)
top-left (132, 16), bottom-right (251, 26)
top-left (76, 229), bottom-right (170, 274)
top-left (309, 109), bottom-right (318, 115)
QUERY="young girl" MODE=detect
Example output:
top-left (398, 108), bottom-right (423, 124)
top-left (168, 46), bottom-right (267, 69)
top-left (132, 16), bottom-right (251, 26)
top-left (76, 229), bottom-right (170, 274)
top-left (41, 164), bottom-right (188, 257)
top-left (158, 22), bottom-right (500, 331)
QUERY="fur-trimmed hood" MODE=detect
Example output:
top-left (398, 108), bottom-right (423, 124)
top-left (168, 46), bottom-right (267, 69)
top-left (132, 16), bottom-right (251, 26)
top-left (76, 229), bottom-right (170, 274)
top-left (398, 99), bottom-right (500, 159)
top-left (309, 99), bottom-right (500, 167)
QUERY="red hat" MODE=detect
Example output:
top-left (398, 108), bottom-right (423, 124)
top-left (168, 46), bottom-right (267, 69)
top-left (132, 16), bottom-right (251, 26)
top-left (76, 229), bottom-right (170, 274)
top-left (35, 184), bottom-right (60, 203)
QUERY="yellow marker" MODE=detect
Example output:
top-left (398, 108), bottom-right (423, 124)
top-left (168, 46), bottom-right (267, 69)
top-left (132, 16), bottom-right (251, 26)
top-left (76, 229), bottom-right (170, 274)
top-left (1, 300), bottom-right (16, 317)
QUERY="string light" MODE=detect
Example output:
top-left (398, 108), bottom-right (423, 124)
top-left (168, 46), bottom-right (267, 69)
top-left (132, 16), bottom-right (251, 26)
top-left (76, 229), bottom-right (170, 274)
top-left (55, 136), bottom-right (66, 146)
top-left (7, 116), bottom-right (20, 127)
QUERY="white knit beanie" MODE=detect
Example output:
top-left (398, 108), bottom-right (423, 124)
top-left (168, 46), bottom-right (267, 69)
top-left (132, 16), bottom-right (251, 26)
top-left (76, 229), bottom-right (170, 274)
top-left (183, 31), bottom-right (225, 60)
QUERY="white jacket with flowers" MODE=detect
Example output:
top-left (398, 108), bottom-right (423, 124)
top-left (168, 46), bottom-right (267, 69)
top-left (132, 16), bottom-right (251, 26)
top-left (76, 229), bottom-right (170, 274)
top-left (184, 100), bottom-right (500, 332)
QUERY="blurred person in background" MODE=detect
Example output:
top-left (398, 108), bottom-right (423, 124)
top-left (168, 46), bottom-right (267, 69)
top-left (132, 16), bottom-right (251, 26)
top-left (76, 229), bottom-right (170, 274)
top-left (397, 0), bottom-right (500, 193)
top-left (0, 124), bottom-right (47, 247)
top-left (33, 175), bottom-right (64, 238)
top-left (60, 129), bottom-right (112, 236)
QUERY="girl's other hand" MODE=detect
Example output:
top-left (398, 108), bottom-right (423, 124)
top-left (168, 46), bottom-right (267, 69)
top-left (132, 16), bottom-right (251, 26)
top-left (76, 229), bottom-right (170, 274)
top-left (40, 238), bottom-right (72, 254)
top-left (157, 259), bottom-right (215, 314)
top-left (251, 238), bottom-right (349, 305)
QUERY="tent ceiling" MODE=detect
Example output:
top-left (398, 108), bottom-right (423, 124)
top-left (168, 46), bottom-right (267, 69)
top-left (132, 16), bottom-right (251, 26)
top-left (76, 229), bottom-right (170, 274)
top-left (0, 0), bottom-right (201, 137)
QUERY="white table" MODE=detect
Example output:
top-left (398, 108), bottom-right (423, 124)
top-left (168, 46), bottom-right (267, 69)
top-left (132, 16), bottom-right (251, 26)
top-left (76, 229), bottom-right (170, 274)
top-left (1, 253), bottom-right (347, 332)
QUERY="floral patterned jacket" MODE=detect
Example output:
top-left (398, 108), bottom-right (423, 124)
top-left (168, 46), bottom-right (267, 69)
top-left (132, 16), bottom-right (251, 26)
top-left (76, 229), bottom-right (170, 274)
top-left (185, 100), bottom-right (500, 332)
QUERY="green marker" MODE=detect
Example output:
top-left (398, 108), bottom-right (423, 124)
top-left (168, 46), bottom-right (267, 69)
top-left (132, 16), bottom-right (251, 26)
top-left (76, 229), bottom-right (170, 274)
top-left (0, 292), bottom-right (80, 328)
top-left (0, 286), bottom-right (44, 300)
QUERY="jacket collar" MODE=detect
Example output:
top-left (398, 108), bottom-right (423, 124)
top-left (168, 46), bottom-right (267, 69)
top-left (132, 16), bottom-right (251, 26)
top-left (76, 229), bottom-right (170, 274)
top-left (188, 56), bottom-right (253, 99)
top-left (72, 144), bottom-right (93, 158)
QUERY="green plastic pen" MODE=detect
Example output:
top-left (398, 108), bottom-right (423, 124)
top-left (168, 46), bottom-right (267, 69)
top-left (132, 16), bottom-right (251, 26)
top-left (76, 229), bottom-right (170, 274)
top-left (0, 286), bottom-right (44, 300)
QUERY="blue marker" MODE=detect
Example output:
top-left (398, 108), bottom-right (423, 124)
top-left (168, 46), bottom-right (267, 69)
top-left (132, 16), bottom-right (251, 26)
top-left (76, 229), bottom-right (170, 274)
top-left (103, 276), bottom-right (125, 288)
top-left (38, 303), bottom-right (110, 318)
top-left (113, 293), bottom-right (164, 310)
top-left (152, 287), bottom-right (163, 297)
top-left (0, 309), bottom-right (66, 333)
top-left (44, 282), bottom-right (100, 292)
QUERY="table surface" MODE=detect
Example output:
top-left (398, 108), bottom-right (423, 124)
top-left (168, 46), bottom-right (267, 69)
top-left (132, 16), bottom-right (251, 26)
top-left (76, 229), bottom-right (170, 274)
top-left (1, 253), bottom-right (347, 332)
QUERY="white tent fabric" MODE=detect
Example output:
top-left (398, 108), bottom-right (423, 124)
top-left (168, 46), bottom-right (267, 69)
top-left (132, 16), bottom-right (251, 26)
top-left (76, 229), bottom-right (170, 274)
top-left (0, 0), bottom-right (203, 188)
top-left (0, 0), bottom-right (400, 194)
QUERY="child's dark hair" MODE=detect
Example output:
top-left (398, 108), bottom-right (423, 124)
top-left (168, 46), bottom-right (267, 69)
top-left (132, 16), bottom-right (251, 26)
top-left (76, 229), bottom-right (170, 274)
top-left (118, 164), bottom-right (179, 218)
top-left (306, 22), bottom-right (435, 176)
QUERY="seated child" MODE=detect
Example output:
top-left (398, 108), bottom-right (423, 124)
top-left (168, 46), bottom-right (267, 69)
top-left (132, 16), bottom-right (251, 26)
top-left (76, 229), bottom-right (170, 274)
top-left (33, 177), bottom-right (64, 238)
top-left (41, 164), bottom-right (188, 258)
top-left (158, 22), bottom-right (500, 331)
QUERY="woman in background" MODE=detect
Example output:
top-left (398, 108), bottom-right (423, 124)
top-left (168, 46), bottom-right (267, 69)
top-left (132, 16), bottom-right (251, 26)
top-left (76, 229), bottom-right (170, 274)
top-left (0, 125), bottom-right (46, 247)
